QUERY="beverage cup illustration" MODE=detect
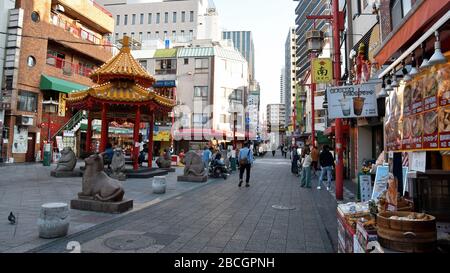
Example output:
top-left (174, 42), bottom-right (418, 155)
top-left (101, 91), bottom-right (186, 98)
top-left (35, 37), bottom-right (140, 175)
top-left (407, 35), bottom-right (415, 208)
top-left (339, 97), bottom-right (351, 116)
top-left (353, 96), bottom-right (365, 116)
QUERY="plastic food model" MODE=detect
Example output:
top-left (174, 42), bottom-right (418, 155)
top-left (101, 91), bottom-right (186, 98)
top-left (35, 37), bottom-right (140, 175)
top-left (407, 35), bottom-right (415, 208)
top-left (439, 107), bottom-right (450, 132)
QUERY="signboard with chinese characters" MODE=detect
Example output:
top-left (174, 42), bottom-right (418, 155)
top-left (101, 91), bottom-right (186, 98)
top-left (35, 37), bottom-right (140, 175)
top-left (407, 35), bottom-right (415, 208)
top-left (58, 93), bottom-right (66, 117)
top-left (327, 83), bottom-right (378, 119)
top-left (12, 126), bottom-right (28, 154)
top-left (312, 58), bottom-right (333, 84)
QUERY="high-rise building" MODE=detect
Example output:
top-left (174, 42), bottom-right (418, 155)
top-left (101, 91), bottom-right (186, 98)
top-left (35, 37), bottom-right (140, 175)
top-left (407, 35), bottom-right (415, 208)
top-left (280, 68), bottom-right (286, 105)
top-left (96, 0), bottom-right (221, 44)
top-left (267, 103), bottom-right (286, 147)
top-left (1, 0), bottom-right (114, 163)
top-left (248, 80), bottom-right (260, 138)
top-left (284, 27), bottom-right (297, 128)
top-left (294, 0), bottom-right (329, 80)
top-left (222, 31), bottom-right (255, 81)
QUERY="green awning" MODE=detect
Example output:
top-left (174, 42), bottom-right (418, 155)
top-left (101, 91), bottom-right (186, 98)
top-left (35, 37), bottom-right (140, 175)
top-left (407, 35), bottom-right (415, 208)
top-left (40, 75), bottom-right (89, 94)
top-left (317, 131), bottom-right (332, 145)
top-left (154, 48), bottom-right (177, 58)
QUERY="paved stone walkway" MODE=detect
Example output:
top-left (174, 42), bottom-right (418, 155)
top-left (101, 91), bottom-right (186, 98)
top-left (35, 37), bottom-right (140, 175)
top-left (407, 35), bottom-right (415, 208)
top-left (0, 161), bottom-right (213, 253)
top-left (30, 155), bottom-right (339, 253)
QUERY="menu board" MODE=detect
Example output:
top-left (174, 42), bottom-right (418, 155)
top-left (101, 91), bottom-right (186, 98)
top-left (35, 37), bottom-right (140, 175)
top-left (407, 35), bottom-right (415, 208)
top-left (386, 62), bottom-right (450, 152)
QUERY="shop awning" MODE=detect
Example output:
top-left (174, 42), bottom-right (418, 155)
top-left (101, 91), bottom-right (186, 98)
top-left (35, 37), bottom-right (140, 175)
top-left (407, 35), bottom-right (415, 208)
top-left (154, 48), bottom-right (177, 58)
top-left (374, 0), bottom-right (450, 66)
top-left (40, 75), bottom-right (89, 94)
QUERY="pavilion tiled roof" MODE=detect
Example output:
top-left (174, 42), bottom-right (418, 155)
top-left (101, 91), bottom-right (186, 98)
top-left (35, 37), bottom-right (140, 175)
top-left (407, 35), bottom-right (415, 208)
top-left (89, 36), bottom-right (155, 88)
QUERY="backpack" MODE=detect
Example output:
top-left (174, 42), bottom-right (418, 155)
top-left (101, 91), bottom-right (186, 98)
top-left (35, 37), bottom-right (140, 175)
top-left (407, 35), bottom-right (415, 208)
top-left (239, 149), bottom-right (251, 166)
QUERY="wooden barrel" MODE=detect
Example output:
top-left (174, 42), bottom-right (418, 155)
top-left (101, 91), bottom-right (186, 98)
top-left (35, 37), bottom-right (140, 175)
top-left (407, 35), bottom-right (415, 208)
top-left (377, 212), bottom-right (437, 253)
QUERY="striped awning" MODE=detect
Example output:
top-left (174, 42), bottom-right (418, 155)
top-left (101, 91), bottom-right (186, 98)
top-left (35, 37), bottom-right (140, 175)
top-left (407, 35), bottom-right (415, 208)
top-left (177, 47), bottom-right (214, 58)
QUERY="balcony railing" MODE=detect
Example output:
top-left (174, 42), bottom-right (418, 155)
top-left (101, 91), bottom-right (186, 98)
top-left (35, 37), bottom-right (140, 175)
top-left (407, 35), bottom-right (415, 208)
top-left (46, 54), bottom-right (94, 77)
top-left (50, 13), bottom-right (112, 52)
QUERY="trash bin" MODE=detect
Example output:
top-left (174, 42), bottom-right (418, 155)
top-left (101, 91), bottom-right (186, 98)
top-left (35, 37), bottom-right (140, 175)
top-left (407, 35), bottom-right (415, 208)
top-left (43, 143), bottom-right (52, 166)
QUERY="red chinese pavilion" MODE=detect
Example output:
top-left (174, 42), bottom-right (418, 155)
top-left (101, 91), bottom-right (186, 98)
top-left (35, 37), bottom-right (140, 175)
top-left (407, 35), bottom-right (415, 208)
top-left (67, 36), bottom-right (175, 170)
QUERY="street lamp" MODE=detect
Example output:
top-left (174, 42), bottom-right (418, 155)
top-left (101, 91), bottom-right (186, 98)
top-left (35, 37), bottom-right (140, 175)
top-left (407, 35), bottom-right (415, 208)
top-left (305, 28), bottom-right (324, 147)
top-left (42, 98), bottom-right (58, 166)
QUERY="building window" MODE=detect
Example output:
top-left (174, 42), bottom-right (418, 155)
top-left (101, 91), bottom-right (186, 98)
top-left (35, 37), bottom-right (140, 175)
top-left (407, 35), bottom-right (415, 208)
top-left (194, 86), bottom-right (208, 99)
top-left (115, 33), bottom-right (119, 42)
top-left (139, 32), bottom-right (143, 42)
top-left (181, 11), bottom-right (186, 22)
top-left (139, 60), bottom-right (147, 69)
top-left (17, 91), bottom-right (37, 112)
top-left (147, 32), bottom-right (151, 40)
top-left (181, 30), bottom-right (185, 38)
top-left (195, 58), bottom-right (209, 73)
top-left (165, 12), bottom-right (169, 23)
top-left (156, 13), bottom-right (160, 24)
top-left (172, 31), bottom-right (176, 40)
top-left (190, 11), bottom-right (194, 22)
top-left (390, 0), bottom-right (412, 29)
top-left (173, 12), bottom-right (177, 23)
top-left (116, 15), bottom-right (120, 26)
top-left (156, 31), bottom-right (159, 38)
top-left (31, 11), bottom-right (40, 22)
top-left (131, 32), bottom-right (135, 40)
top-left (124, 14), bottom-right (128, 25)
top-left (148, 13), bottom-right (152, 24)
top-left (27, 56), bottom-right (36, 67)
top-left (189, 30), bottom-right (193, 40)
top-left (132, 14), bottom-right (136, 25)
top-left (123, 32), bottom-right (127, 38)
top-left (140, 13), bottom-right (144, 24)
top-left (156, 59), bottom-right (177, 75)
top-left (193, 113), bottom-right (208, 125)
top-left (184, 58), bottom-right (189, 65)
top-left (164, 31), bottom-right (168, 38)
top-left (220, 114), bottom-right (227, 123)
top-left (230, 89), bottom-right (243, 102)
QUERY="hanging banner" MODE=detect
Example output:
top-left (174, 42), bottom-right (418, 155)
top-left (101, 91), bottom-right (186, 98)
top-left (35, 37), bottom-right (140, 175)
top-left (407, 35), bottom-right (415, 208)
top-left (312, 58), bottom-right (333, 84)
top-left (327, 83), bottom-right (378, 119)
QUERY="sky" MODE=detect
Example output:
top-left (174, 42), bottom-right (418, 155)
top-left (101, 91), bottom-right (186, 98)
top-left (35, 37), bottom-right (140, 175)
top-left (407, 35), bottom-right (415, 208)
top-left (214, 0), bottom-right (298, 120)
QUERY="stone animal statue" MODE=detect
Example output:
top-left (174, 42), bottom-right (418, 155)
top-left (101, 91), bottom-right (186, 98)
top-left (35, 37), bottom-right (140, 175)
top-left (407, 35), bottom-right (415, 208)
top-left (55, 147), bottom-right (77, 172)
top-left (156, 150), bottom-right (172, 168)
top-left (110, 148), bottom-right (126, 181)
top-left (79, 154), bottom-right (124, 202)
top-left (183, 151), bottom-right (206, 177)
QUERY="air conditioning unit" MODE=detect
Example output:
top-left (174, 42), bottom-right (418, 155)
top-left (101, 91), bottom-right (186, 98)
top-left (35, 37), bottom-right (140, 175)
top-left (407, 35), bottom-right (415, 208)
top-left (21, 116), bottom-right (34, 126)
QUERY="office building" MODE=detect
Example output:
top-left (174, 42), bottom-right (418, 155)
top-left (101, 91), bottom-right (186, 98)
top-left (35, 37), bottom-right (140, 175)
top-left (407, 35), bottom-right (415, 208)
top-left (222, 31), bottom-right (255, 81)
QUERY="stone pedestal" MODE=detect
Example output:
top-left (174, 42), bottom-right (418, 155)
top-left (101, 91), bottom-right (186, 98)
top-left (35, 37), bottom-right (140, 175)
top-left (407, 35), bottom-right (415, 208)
top-left (152, 176), bottom-right (167, 194)
top-left (51, 170), bottom-right (83, 178)
top-left (38, 203), bottom-right (70, 239)
top-left (177, 175), bottom-right (208, 183)
top-left (70, 199), bottom-right (133, 214)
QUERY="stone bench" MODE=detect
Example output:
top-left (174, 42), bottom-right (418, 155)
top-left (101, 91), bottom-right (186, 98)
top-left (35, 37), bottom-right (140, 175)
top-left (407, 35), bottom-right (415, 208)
top-left (37, 203), bottom-right (70, 239)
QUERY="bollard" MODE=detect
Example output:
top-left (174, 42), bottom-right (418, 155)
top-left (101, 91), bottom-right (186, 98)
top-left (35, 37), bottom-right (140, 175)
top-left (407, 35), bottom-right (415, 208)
top-left (152, 176), bottom-right (167, 194)
top-left (38, 203), bottom-right (69, 239)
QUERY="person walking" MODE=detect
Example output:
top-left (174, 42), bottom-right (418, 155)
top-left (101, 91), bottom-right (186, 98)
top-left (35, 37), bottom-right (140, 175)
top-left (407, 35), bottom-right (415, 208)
top-left (283, 145), bottom-right (288, 158)
top-left (238, 142), bottom-right (254, 188)
top-left (300, 147), bottom-right (312, 188)
top-left (311, 145), bottom-right (319, 176)
top-left (317, 145), bottom-right (335, 190)
top-left (291, 145), bottom-right (300, 175)
top-left (202, 146), bottom-right (212, 170)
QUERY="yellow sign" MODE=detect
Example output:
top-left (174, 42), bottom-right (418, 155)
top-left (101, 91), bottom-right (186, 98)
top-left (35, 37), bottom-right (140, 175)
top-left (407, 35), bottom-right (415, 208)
top-left (58, 93), bottom-right (66, 117)
top-left (154, 131), bottom-right (171, 142)
top-left (312, 58), bottom-right (333, 84)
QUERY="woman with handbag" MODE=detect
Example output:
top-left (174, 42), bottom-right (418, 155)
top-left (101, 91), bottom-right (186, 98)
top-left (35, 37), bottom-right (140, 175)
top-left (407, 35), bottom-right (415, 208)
top-left (238, 142), bottom-right (254, 188)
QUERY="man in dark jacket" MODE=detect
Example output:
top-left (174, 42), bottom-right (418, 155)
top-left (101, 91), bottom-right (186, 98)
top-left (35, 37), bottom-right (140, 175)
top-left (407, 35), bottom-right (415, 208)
top-left (317, 145), bottom-right (335, 190)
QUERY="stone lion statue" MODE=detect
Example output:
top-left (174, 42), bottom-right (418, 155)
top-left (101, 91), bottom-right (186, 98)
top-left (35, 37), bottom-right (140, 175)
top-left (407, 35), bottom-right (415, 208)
top-left (156, 150), bottom-right (172, 169)
top-left (55, 147), bottom-right (77, 172)
top-left (183, 151), bottom-right (206, 176)
top-left (79, 154), bottom-right (125, 202)
top-left (110, 148), bottom-right (126, 181)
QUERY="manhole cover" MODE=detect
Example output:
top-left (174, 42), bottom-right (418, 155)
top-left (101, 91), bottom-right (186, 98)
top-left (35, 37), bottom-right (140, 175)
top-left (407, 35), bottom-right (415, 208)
top-left (272, 205), bottom-right (296, 210)
top-left (104, 234), bottom-right (156, 251)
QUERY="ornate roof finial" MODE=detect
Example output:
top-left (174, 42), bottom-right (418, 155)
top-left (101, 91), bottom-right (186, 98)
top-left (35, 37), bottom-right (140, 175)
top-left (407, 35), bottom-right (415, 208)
top-left (120, 36), bottom-right (131, 53)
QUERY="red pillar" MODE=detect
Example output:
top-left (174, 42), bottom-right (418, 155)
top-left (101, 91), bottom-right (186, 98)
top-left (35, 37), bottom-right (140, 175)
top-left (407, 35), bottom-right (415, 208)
top-left (148, 112), bottom-right (154, 169)
top-left (99, 104), bottom-right (108, 153)
top-left (333, 0), bottom-right (344, 200)
top-left (311, 82), bottom-right (316, 147)
top-left (85, 114), bottom-right (93, 153)
top-left (133, 106), bottom-right (141, 171)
